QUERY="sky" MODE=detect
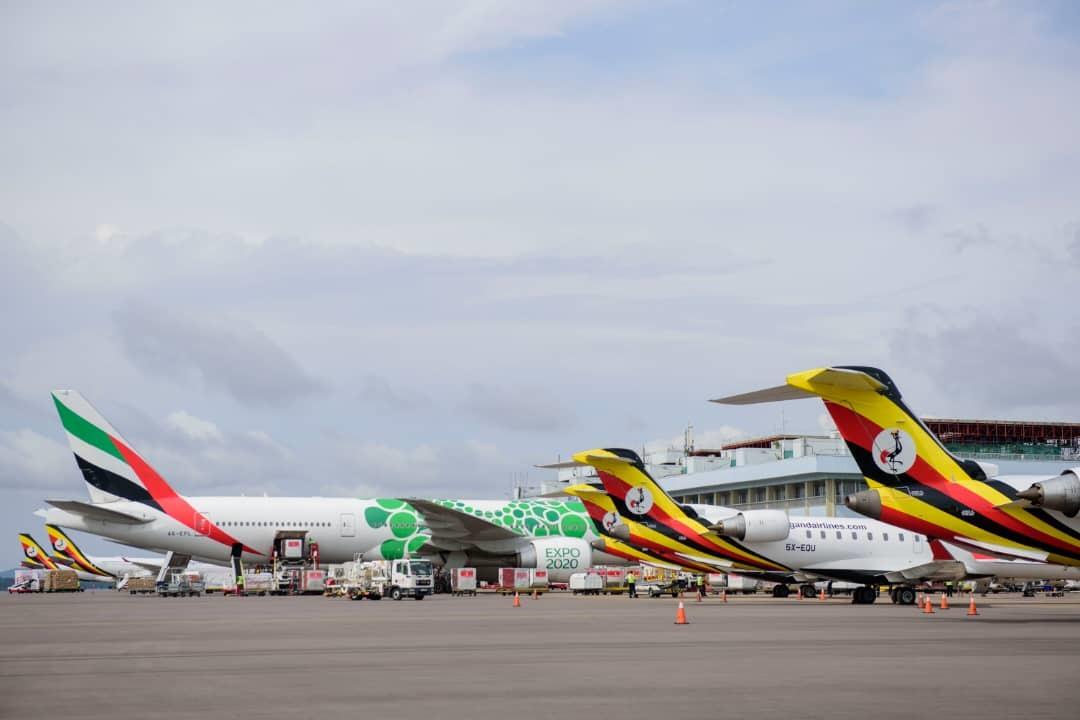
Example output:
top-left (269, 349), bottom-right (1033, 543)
top-left (2, 0), bottom-right (1079, 569)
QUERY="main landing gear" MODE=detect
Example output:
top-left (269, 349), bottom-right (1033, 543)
top-left (772, 584), bottom-right (790, 598)
top-left (888, 586), bottom-right (917, 606)
top-left (851, 586), bottom-right (877, 604)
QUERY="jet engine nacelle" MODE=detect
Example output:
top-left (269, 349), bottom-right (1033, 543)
top-left (517, 537), bottom-right (611, 582)
top-left (1017, 469), bottom-right (1080, 518)
top-left (712, 509), bottom-right (790, 542)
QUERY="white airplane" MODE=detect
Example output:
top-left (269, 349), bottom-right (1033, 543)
top-left (40, 390), bottom-right (625, 581)
top-left (569, 448), bottom-right (1080, 604)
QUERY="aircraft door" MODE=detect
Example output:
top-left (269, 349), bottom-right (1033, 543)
top-left (340, 513), bottom-right (356, 537)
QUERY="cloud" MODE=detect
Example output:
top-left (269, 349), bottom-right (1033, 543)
top-left (356, 375), bottom-right (430, 414)
top-left (890, 204), bottom-right (937, 235)
top-left (0, 429), bottom-right (73, 491)
top-left (166, 410), bottom-right (223, 442)
top-left (113, 303), bottom-right (321, 407)
top-left (462, 383), bottom-right (576, 433)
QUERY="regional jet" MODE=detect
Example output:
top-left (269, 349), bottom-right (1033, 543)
top-left (713, 367), bottom-right (1080, 567)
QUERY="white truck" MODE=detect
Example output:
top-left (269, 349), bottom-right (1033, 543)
top-left (345, 558), bottom-right (434, 601)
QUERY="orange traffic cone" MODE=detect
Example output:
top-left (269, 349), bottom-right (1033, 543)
top-left (967, 595), bottom-right (979, 616)
top-left (818, 588), bottom-right (826, 601)
top-left (513, 592), bottom-right (521, 608)
top-left (923, 595), bottom-right (934, 614)
top-left (674, 600), bottom-right (689, 625)
top-left (940, 593), bottom-right (950, 610)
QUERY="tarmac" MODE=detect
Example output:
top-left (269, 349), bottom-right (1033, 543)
top-left (2, 590), bottom-right (1078, 720)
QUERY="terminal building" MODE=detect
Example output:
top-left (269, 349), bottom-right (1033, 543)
top-left (541, 419), bottom-right (1080, 517)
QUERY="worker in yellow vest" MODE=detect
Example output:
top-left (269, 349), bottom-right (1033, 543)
top-left (627, 570), bottom-right (637, 598)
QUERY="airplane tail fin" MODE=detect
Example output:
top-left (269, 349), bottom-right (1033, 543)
top-left (713, 366), bottom-right (989, 490)
top-left (572, 448), bottom-right (708, 532)
top-left (19, 533), bottom-right (60, 570)
top-left (51, 390), bottom-right (180, 510)
top-left (46, 524), bottom-right (113, 577)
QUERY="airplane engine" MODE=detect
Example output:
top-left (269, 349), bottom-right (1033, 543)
top-left (711, 509), bottom-right (790, 542)
top-left (516, 538), bottom-right (620, 581)
top-left (1016, 469), bottom-right (1080, 517)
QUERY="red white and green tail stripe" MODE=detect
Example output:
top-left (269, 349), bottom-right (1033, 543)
top-left (52, 390), bottom-right (258, 555)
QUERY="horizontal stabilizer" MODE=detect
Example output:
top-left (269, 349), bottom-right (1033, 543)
top-left (711, 384), bottom-right (816, 405)
top-left (45, 499), bottom-right (151, 524)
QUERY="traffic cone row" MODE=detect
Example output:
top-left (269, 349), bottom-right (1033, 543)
top-left (923, 595), bottom-right (935, 614)
top-left (939, 592), bottom-right (950, 610)
top-left (674, 600), bottom-right (689, 625)
top-left (512, 591), bottom-right (521, 608)
top-left (967, 595), bottom-right (979, 616)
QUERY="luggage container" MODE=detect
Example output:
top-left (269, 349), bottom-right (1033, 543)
top-left (569, 572), bottom-right (603, 595)
top-left (498, 568), bottom-right (531, 594)
top-left (529, 569), bottom-right (550, 590)
top-left (591, 566), bottom-right (629, 594)
top-left (451, 568), bottom-right (477, 596)
top-left (302, 569), bottom-right (327, 595)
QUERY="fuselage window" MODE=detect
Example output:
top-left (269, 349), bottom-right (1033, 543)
top-left (820, 531), bottom-right (826, 539)
top-left (805, 530), bottom-right (812, 539)
top-left (851, 531), bottom-right (858, 540)
top-left (867, 532), bottom-right (873, 541)
top-left (914, 535), bottom-right (921, 543)
top-left (836, 531), bottom-right (842, 539)
top-left (883, 533), bottom-right (889, 541)
top-left (899, 533), bottom-right (906, 542)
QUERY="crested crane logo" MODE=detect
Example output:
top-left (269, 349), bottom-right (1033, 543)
top-left (626, 486), bottom-right (654, 515)
top-left (602, 511), bottom-right (621, 533)
top-left (52, 537), bottom-right (68, 552)
top-left (872, 428), bottom-right (916, 475)
top-left (25, 543), bottom-right (38, 558)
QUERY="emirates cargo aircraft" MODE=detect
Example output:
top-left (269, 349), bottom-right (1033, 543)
top-left (40, 391), bottom-right (623, 580)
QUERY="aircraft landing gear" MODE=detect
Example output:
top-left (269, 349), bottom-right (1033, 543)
top-left (889, 586), bottom-right (917, 605)
top-left (799, 584), bottom-right (817, 599)
top-left (852, 586), bottom-right (877, 604)
top-left (772, 584), bottom-right (791, 598)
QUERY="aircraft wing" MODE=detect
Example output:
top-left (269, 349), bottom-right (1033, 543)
top-left (125, 558), bottom-right (165, 573)
top-left (948, 536), bottom-right (1049, 562)
top-left (44, 499), bottom-right (152, 525)
top-left (404, 499), bottom-right (522, 546)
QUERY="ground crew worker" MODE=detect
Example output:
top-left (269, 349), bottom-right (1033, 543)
top-left (627, 570), bottom-right (637, 598)
top-left (696, 574), bottom-right (705, 600)
top-left (235, 573), bottom-right (245, 595)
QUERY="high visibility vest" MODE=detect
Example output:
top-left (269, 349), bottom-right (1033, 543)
top-left (627, 574), bottom-right (635, 583)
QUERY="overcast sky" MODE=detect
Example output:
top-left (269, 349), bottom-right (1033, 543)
top-left (2, 1), bottom-right (1079, 569)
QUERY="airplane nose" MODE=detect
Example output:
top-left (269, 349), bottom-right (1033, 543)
top-left (844, 490), bottom-right (883, 520)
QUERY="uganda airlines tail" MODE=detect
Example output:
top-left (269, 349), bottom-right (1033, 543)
top-left (562, 484), bottom-right (715, 573)
top-left (572, 449), bottom-right (789, 572)
top-left (713, 366), bottom-right (1080, 566)
top-left (46, 525), bottom-right (114, 578)
top-left (51, 390), bottom-right (251, 552)
top-left (19, 533), bottom-right (61, 570)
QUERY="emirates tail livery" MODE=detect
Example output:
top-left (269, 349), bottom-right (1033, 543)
top-left (40, 391), bottom-right (622, 579)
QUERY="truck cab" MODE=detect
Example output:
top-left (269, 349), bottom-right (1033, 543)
top-left (389, 559), bottom-right (433, 600)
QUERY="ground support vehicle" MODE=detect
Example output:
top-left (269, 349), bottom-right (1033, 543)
top-left (346, 559), bottom-right (434, 601)
top-left (450, 568), bottom-right (477, 596)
